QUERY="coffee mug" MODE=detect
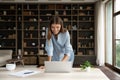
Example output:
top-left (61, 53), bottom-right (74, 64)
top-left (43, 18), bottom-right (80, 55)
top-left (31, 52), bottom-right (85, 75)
top-left (6, 64), bottom-right (16, 71)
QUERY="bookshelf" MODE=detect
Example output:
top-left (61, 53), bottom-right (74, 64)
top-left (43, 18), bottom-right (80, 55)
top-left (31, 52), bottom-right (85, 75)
top-left (0, 3), bottom-right (96, 66)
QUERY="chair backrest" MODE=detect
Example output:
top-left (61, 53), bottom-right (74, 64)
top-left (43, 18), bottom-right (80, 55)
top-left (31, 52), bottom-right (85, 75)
top-left (0, 50), bottom-right (13, 66)
top-left (0, 50), bottom-right (12, 57)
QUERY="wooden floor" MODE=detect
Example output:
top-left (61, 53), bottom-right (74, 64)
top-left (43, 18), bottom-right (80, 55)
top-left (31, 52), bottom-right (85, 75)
top-left (98, 66), bottom-right (120, 80)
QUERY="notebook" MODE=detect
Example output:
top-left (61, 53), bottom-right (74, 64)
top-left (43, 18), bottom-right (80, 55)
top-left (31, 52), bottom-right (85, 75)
top-left (44, 61), bottom-right (72, 73)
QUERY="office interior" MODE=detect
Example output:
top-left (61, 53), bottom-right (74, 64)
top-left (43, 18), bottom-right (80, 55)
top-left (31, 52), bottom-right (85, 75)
top-left (0, 0), bottom-right (120, 76)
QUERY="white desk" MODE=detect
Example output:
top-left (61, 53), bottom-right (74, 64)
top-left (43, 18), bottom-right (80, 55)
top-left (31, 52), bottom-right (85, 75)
top-left (0, 66), bottom-right (110, 80)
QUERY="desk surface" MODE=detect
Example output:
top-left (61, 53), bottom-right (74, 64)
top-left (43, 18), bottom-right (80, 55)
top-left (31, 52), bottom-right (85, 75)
top-left (0, 66), bottom-right (110, 80)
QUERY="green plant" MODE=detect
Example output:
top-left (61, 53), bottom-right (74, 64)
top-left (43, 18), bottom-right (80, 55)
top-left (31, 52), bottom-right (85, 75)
top-left (80, 61), bottom-right (92, 70)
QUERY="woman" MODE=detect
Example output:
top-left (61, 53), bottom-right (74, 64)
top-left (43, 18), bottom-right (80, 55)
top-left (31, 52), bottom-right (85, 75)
top-left (45, 16), bottom-right (74, 63)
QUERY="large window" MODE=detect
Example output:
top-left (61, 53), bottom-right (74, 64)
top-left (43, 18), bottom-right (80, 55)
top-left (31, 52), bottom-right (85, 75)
top-left (105, 0), bottom-right (112, 65)
top-left (114, 0), bottom-right (120, 68)
top-left (115, 15), bottom-right (120, 68)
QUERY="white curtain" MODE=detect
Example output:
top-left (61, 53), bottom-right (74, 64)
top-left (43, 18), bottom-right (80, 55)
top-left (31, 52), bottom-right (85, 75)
top-left (95, 0), bottom-right (105, 66)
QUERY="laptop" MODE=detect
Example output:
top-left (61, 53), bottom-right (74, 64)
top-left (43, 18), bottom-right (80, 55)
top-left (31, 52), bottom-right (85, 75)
top-left (44, 61), bottom-right (72, 73)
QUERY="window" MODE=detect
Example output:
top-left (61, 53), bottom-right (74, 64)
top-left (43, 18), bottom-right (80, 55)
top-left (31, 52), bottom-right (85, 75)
top-left (105, 0), bottom-right (112, 65)
top-left (115, 15), bottom-right (120, 68)
top-left (114, 0), bottom-right (120, 68)
top-left (114, 0), bottom-right (120, 12)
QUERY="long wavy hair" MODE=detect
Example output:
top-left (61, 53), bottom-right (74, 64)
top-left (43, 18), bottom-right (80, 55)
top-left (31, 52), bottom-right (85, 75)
top-left (47, 16), bottom-right (67, 40)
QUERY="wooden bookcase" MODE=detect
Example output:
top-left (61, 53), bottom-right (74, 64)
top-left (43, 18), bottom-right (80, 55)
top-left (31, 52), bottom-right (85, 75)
top-left (0, 4), bottom-right (17, 57)
top-left (22, 4), bottom-right (39, 64)
top-left (0, 3), bottom-right (96, 66)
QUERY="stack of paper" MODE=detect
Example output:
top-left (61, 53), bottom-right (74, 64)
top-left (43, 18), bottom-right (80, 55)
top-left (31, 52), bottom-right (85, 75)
top-left (9, 70), bottom-right (40, 77)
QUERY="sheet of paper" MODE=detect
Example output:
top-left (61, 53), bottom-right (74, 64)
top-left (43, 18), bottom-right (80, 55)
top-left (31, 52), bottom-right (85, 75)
top-left (9, 70), bottom-right (40, 77)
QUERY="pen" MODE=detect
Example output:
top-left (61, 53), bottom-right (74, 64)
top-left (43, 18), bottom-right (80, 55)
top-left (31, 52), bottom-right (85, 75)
top-left (24, 71), bottom-right (33, 74)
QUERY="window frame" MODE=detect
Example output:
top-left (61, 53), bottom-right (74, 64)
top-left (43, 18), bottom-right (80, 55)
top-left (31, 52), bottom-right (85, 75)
top-left (105, 0), bottom-right (120, 74)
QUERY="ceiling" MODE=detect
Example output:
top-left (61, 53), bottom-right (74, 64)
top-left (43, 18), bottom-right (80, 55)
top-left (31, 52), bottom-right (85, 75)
top-left (0, 0), bottom-right (99, 3)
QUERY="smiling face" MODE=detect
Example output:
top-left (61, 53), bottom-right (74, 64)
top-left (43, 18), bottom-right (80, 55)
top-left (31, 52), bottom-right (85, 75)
top-left (47, 16), bottom-right (66, 40)
top-left (51, 24), bottom-right (61, 35)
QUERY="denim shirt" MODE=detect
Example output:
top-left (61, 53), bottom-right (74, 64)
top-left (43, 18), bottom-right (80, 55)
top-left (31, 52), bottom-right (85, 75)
top-left (45, 30), bottom-right (74, 62)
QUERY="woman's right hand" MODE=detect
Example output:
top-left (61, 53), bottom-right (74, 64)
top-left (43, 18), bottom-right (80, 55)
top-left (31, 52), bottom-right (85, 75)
top-left (39, 66), bottom-right (45, 69)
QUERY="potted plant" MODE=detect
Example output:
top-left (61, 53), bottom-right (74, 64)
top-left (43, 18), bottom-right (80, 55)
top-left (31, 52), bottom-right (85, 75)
top-left (80, 61), bottom-right (92, 72)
